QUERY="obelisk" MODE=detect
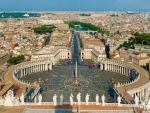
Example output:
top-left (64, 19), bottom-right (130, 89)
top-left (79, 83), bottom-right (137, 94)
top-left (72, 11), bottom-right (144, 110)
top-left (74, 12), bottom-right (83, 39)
top-left (75, 61), bottom-right (77, 79)
top-left (74, 61), bottom-right (79, 84)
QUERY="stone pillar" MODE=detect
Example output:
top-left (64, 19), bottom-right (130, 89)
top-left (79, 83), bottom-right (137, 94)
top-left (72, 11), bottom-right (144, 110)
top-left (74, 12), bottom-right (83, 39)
top-left (49, 63), bottom-right (52, 70)
top-left (115, 65), bottom-right (117, 72)
top-left (119, 67), bottom-right (121, 74)
top-left (36, 65), bottom-right (37, 72)
top-left (137, 92), bottom-right (139, 98)
top-left (41, 64), bottom-right (43, 71)
top-left (34, 66), bottom-right (36, 72)
top-left (39, 64), bottom-right (41, 71)
top-left (129, 69), bottom-right (131, 77)
top-left (24, 69), bottom-right (25, 76)
top-left (33, 66), bottom-right (35, 73)
top-left (120, 66), bottom-right (122, 73)
top-left (112, 65), bottom-right (114, 72)
top-left (37, 65), bottom-right (39, 72)
top-left (44, 64), bottom-right (46, 71)
top-left (141, 90), bottom-right (143, 98)
top-left (26, 67), bottom-right (28, 75)
top-left (104, 63), bottom-right (107, 70)
top-left (124, 68), bottom-right (126, 75)
top-left (38, 65), bottom-right (39, 72)
top-left (45, 64), bottom-right (48, 71)
top-left (117, 66), bottom-right (119, 73)
top-left (34, 65), bottom-right (37, 72)
top-left (32, 66), bottom-right (34, 73)
top-left (122, 67), bottom-right (124, 75)
top-left (28, 67), bottom-right (29, 74)
top-left (31, 66), bottom-right (33, 73)
top-left (139, 92), bottom-right (141, 100)
top-left (123, 67), bottom-right (125, 75)
top-left (107, 64), bottom-right (110, 71)
top-left (110, 64), bottom-right (112, 71)
top-left (126, 68), bottom-right (128, 76)
top-left (100, 63), bottom-right (103, 70)
top-left (41, 65), bottom-right (42, 71)
top-left (40, 65), bottom-right (41, 71)
top-left (43, 64), bottom-right (45, 71)
top-left (25, 68), bottom-right (27, 75)
top-left (37, 64), bottom-right (39, 72)
top-left (29, 67), bottom-right (30, 74)
top-left (21, 69), bottom-right (23, 77)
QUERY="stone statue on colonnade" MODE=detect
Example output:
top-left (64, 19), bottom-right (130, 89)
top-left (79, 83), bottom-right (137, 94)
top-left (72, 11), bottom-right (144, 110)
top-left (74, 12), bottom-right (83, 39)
top-left (53, 94), bottom-right (57, 106)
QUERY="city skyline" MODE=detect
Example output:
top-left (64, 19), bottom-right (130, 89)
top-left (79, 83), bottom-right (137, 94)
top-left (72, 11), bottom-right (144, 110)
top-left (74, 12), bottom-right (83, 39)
top-left (0, 0), bottom-right (150, 11)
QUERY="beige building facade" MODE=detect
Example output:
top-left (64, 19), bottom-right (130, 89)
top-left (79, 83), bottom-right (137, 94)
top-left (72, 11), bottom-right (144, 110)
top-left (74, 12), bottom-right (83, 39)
top-left (31, 46), bottom-right (71, 65)
top-left (81, 48), bottom-right (106, 63)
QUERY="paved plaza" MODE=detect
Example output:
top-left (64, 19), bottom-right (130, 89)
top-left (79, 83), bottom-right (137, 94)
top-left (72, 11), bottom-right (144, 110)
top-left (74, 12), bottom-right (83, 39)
top-left (22, 34), bottom-right (130, 103)
top-left (23, 59), bottom-right (130, 103)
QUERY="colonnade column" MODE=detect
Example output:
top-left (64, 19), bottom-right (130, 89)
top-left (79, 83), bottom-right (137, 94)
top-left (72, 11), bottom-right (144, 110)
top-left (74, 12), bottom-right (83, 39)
top-left (26, 67), bottom-right (28, 75)
top-left (31, 66), bottom-right (33, 73)
top-left (21, 69), bottom-right (23, 77)
top-left (104, 63), bottom-right (107, 70)
top-left (121, 67), bottom-right (123, 74)
top-left (24, 68), bottom-right (25, 76)
top-left (43, 64), bottom-right (45, 71)
top-left (124, 68), bottom-right (126, 75)
top-left (112, 65), bottom-right (114, 72)
top-left (126, 68), bottom-right (128, 76)
top-left (45, 64), bottom-right (48, 71)
top-left (110, 64), bottom-right (112, 71)
top-left (38, 65), bottom-right (40, 72)
top-left (49, 63), bottom-right (52, 70)
top-left (100, 63), bottom-right (103, 70)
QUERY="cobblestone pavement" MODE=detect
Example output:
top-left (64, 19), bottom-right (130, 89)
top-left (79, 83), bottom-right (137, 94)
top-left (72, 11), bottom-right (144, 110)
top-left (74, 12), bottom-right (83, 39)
top-left (23, 59), bottom-right (130, 103)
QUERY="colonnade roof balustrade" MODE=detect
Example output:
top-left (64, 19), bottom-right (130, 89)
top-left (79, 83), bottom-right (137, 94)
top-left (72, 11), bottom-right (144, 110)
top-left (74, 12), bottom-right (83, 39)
top-left (100, 59), bottom-right (150, 93)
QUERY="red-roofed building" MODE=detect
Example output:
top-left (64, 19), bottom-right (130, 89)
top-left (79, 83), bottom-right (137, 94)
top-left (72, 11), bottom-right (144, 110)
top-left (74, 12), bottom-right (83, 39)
top-left (10, 43), bottom-right (19, 49)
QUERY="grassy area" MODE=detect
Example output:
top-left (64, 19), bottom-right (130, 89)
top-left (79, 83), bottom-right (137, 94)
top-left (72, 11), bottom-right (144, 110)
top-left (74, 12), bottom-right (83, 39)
top-left (134, 44), bottom-right (142, 46)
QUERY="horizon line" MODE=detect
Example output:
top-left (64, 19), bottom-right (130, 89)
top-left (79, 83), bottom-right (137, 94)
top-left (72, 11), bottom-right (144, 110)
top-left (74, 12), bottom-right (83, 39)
top-left (0, 10), bottom-right (150, 12)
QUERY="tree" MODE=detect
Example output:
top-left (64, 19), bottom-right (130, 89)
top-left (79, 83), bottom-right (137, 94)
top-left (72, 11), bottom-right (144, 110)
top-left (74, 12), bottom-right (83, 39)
top-left (33, 25), bottom-right (56, 34)
top-left (7, 55), bottom-right (24, 65)
top-left (43, 36), bottom-right (46, 40)
top-left (106, 31), bottom-right (110, 36)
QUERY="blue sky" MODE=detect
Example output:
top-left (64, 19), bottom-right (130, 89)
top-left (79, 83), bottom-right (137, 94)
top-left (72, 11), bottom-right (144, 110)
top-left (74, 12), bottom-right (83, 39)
top-left (0, 0), bottom-right (150, 11)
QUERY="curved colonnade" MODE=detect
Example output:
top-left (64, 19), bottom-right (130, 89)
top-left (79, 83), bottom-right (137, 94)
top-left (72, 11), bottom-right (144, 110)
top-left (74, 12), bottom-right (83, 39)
top-left (3, 58), bottom-right (150, 103)
top-left (13, 60), bottom-right (52, 86)
top-left (100, 59), bottom-right (150, 100)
